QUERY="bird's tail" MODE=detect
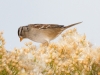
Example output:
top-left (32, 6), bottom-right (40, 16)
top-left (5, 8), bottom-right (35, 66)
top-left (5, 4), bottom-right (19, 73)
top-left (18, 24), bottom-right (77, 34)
top-left (64, 22), bottom-right (82, 29)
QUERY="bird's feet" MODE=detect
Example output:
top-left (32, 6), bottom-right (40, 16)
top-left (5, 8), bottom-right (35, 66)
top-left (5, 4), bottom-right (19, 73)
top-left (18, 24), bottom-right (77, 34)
top-left (41, 42), bottom-right (49, 47)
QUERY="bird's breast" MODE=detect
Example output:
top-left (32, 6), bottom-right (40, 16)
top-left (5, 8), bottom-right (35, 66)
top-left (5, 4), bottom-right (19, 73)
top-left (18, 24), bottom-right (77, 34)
top-left (27, 29), bottom-right (48, 43)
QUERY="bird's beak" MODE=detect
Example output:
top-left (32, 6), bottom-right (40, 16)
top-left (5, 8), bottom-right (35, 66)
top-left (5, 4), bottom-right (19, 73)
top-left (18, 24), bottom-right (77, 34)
top-left (20, 37), bottom-right (23, 42)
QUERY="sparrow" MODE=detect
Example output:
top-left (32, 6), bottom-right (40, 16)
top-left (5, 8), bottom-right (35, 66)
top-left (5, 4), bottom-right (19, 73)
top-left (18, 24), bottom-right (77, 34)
top-left (18, 22), bottom-right (82, 44)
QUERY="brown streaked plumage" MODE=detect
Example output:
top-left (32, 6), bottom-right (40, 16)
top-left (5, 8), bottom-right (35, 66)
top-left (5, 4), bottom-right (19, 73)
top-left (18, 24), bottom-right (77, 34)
top-left (18, 22), bottom-right (82, 44)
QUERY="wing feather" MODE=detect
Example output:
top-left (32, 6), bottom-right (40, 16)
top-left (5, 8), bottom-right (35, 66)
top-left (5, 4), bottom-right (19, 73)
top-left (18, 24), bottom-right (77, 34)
top-left (28, 24), bottom-right (64, 29)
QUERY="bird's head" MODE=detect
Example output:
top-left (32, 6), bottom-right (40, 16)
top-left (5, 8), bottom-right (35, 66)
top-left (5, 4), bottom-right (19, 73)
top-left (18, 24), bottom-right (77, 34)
top-left (18, 26), bottom-right (29, 42)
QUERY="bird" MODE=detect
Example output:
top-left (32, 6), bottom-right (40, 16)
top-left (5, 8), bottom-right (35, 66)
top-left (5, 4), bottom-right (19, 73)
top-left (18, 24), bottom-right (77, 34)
top-left (18, 22), bottom-right (82, 45)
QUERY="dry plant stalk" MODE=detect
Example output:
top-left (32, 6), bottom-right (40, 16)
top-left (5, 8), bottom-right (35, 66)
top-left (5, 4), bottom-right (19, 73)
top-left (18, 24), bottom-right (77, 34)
top-left (0, 28), bottom-right (100, 75)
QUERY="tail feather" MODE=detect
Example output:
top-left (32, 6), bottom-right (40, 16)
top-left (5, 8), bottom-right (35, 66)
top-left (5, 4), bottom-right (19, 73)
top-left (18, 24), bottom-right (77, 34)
top-left (64, 22), bottom-right (82, 29)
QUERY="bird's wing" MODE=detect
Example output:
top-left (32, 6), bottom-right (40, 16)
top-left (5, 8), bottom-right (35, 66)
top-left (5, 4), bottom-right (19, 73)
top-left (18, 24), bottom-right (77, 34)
top-left (28, 22), bottom-right (82, 29)
top-left (28, 24), bottom-right (64, 29)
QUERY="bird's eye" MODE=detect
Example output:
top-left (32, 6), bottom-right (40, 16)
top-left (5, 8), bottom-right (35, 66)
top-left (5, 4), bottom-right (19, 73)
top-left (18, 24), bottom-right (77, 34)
top-left (24, 26), bottom-right (29, 31)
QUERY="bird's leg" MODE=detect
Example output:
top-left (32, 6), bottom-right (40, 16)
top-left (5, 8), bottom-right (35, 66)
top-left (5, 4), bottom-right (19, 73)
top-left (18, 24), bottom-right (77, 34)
top-left (41, 41), bottom-right (49, 46)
